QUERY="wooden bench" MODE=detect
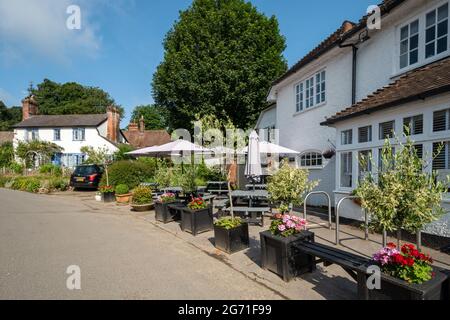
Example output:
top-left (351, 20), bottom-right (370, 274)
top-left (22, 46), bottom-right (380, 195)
top-left (293, 240), bottom-right (450, 300)
top-left (224, 206), bottom-right (270, 227)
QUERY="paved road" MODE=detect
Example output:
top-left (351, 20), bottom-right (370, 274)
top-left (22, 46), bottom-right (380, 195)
top-left (0, 188), bottom-right (282, 299)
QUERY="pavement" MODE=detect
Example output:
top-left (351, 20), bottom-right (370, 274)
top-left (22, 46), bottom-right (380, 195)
top-left (1, 188), bottom-right (449, 300)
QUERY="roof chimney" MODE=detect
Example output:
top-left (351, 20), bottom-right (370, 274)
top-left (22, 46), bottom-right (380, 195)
top-left (341, 21), bottom-right (355, 34)
top-left (22, 95), bottom-right (38, 121)
top-left (107, 106), bottom-right (120, 143)
top-left (139, 115), bottom-right (145, 133)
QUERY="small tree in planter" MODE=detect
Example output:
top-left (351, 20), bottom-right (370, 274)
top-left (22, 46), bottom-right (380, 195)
top-left (155, 192), bottom-right (180, 223)
top-left (130, 185), bottom-right (153, 212)
top-left (115, 184), bottom-right (131, 204)
top-left (181, 197), bottom-right (213, 236)
top-left (267, 160), bottom-right (319, 213)
top-left (99, 185), bottom-right (115, 203)
top-left (355, 135), bottom-right (448, 247)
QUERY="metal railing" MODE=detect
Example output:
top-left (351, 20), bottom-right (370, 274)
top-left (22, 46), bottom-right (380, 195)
top-left (303, 191), bottom-right (332, 230)
top-left (335, 196), bottom-right (369, 245)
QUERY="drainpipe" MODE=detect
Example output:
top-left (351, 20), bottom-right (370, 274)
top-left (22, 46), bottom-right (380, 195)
top-left (339, 43), bottom-right (358, 105)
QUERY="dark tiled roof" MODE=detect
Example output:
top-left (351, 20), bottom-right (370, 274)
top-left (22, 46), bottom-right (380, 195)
top-left (322, 57), bottom-right (450, 125)
top-left (12, 114), bottom-right (108, 128)
top-left (0, 131), bottom-right (13, 144)
top-left (123, 130), bottom-right (171, 149)
top-left (272, 0), bottom-right (406, 86)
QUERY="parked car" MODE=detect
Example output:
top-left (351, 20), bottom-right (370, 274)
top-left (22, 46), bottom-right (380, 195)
top-left (70, 164), bottom-right (104, 190)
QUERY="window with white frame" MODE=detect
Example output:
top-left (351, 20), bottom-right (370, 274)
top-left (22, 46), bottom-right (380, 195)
top-left (379, 120), bottom-right (395, 140)
top-left (358, 150), bottom-right (372, 182)
top-left (433, 108), bottom-right (450, 131)
top-left (27, 129), bottom-right (39, 141)
top-left (294, 70), bottom-right (326, 113)
top-left (340, 152), bottom-right (353, 188)
top-left (72, 128), bottom-right (85, 141)
top-left (400, 19), bottom-right (419, 69)
top-left (358, 125), bottom-right (372, 143)
top-left (341, 129), bottom-right (353, 145)
top-left (300, 152), bottom-right (323, 167)
top-left (403, 114), bottom-right (424, 135)
top-left (295, 83), bottom-right (304, 112)
top-left (53, 129), bottom-right (61, 141)
top-left (425, 3), bottom-right (449, 59)
top-left (432, 141), bottom-right (450, 191)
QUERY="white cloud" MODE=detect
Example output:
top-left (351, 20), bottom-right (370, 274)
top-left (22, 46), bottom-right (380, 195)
top-left (0, 0), bottom-right (101, 65)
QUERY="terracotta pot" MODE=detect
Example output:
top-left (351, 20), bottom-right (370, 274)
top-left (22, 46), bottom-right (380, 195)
top-left (116, 193), bottom-right (132, 204)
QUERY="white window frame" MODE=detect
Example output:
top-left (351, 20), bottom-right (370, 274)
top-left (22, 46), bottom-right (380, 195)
top-left (358, 150), bottom-right (372, 183)
top-left (358, 125), bottom-right (372, 143)
top-left (341, 129), bottom-right (353, 145)
top-left (72, 128), bottom-right (85, 141)
top-left (433, 108), bottom-right (450, 132)
top-left (403, 114), bottom-right (424, 135)
top-left (299, 151), bottom-right (324, 169)
top-left (400, 19), bottom-right (420, 69)
top-left (293, 69), bottom-right (326, 114)
top-left (53, 128), bottom-right (61, 141)
top-left (340, 152), bottom-right (353, 188)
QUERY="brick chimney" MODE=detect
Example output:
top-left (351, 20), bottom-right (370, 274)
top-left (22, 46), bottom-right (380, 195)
top-left (22, 95), bottom-right (38, 120)
top-left (106, 106), bottom-right (120, 143)
top-left (139, 115), bottom-right (145, 133)
top-left (128, 122), bottom-right (139, 132)
top-left (341, 21), bottom-right (355, 34)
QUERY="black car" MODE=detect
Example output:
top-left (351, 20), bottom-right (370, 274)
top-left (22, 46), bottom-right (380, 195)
top-left (70, 164), bottom-right (104, 190)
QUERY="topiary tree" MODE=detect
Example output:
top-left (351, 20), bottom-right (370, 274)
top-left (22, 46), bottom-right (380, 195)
top-left (267, 160), bottom-right (319, 212)
top-left (355, 135), bottom-right (448, 246)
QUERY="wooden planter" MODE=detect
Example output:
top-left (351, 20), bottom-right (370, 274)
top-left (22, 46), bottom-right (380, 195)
top-left (155, 201), bottom-right (181, 223)
top-left (115, 193), bottom-right (132, 204)
top-left (214, 223), bottom-right (249, 254)
top-left (181, 206), bottom-right (213, 236)
top-left (362, 265), bottom-right (449, 300)
top-left (130, 203), bottom-right (153, 212)
top-left (102, 192), bottom-right (115, 203)
top-left (260, 230), bottom-right (315, 282)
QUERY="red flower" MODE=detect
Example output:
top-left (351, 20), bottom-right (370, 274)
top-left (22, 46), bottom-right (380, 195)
top-left (387, 242), bottom-right (397, 249)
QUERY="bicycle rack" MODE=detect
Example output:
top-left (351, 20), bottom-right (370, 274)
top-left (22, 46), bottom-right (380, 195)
top-left (335, 196), bottom-right (369, 245)
top-left (303, 191), bottom-right (332, 230)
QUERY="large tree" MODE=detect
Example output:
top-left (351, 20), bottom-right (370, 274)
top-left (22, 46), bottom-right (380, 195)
top-left (0, 101), bottom-right (22, 131)
top-left (152, 0), bottom-right (287, 130)
top-left (130, 104), bottom-right (168, 130)
top-left (31, 79), bottom-right (123, 115)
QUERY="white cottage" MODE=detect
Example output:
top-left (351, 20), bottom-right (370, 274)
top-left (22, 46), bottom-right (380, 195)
top-left (12, 96), bottom-right (127, 168)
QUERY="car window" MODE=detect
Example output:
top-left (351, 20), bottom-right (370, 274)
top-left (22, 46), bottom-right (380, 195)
top-left (74, 166), bottom-right (97, 175)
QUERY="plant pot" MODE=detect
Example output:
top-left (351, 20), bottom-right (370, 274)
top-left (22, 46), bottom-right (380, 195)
top-left (155, 201), bottom-right (182, 223)
top-left (361, 264), bottom-right (449, 300)
top-left (102, 192), bottom-right (116, 203)
top-left (130, 203), bottom-right (153, 212)
top-left (260, 230), bottom-right (315, 282)
top-left (116, 193), bottom-right (132, 204)
top-left (181, 206), bottom-right (213, 236)
top-left (214, 223), bottom-right (249, 254)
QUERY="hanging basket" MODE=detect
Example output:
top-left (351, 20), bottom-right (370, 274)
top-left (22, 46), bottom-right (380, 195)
top-left (322, 149), bottom-right (336, 159)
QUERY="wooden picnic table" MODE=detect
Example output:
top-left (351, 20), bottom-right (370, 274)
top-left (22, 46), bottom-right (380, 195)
top-left (245, 184), bottom-right (267, 190)
top-left (231, 190), bottom-right (269, 199)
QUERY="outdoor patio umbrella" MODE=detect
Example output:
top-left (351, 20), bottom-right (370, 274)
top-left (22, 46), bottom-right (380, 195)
top-left (244, 130), bottom-right (262, 184)
top-left (239, 141), bottom-right (299, 155)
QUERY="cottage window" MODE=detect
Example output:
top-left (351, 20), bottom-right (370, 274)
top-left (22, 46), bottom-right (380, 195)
top-left (27, 129), bottom-right (39, 141)
top-left (403, 114), bottom-right (423, 135)
top-left (425, 3), bottom-right (449, 59)
top-left (358, 125), bottom-right (372, 143)
top-left (300, 152), bottom-right (323, 167)
top-left (53, 129), bottom-right (61, 141)
top-left (341, 129), bottom-right (353, 145)
top-left (340, 152), bottom-right (353, 188)
top-left (294, 70), bottom-right (326, 113)
top-left (379, 121), bottom-right (395, 140)
top-left (295, 83), bottom-right (304, 112)
top-left (400, 20), bottom-right (419, 68)
top-left (315, 71), bottom-right (326, 104)
top-left (73, 128), bottom-right (85, 141)
top-left (358, 150), bottom-right (372, 182)
top-left (433, 109), bottom-right (450, 132)
top-left (432, 141), bottom-right (450, 192)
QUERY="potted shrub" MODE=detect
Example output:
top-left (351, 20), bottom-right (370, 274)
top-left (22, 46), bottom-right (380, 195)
top-left (115, 184), bottom-right (131, 204)
top-left (99, 185), bottom-right (115, 203)
top-left (214, 217), bottom-right (249, 254)
top-left (260, 213), bottom-right (315, 282)
top-left (365, 242), bottom-right (449, 300)
top-left (181, 197), bottom-right (213, 236)
top-left (130, 185), bottom-right (153, 212)
top-left (155, 192), bottom-right (181, 223)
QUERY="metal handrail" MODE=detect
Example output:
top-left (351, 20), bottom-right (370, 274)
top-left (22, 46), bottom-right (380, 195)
top-left (335, 196), bottom-right (369, 245)
top-left (303, 191), bottom-right (332, 230)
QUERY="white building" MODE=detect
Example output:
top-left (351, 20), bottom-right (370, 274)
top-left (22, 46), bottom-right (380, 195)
top-left (266, 0), bottom-right (450, 236)
top-left (12, 96), bottom-right (126, 168)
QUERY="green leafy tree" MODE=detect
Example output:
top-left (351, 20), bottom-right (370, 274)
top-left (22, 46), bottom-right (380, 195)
top-left (0, 101), bottom-right (22, 130)
top-left (0, 142), bottom-right (14, 167)
top-left (113, 144), bottom-right (135, 161)
top-left (130, 105), bottom-right (168, 130)
top-left (152, 0), bottom-right (287, 130)
top-left (31, 79), bottom-right (123, 115)
top-left (355, 135), bottom-right (448, 238)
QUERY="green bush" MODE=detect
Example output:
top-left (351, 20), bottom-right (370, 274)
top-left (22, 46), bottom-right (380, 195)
top-left (39, 163), bottom-right (62, 176)
top-left (9, 162), bottom-right (24, 174)
top-left (0, 175), bottom-right (13, 188)
top-left (10, 176), bottom-right (41, 193)
top-left (196, 162), bottom-right (226, 181)
top-left (0, 142), bottom-right (14, 168)
top-left (100, 160), bottom-right (156, 189)
top-left (131, 186), bottom-right (153, 205)
top-left (48, 177), bottom-right (69, 191)
top-left (214, 217), bottom-right (243, 229)
top-left (115, 184), bottom-right (130, 195)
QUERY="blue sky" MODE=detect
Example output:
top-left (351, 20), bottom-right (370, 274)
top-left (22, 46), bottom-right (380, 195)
top-left (0, 0), bottom-right (375, 126)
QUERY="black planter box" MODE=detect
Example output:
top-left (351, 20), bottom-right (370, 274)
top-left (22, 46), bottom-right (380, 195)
top-left (155, 201), bottom-right (181, 223)
top-left (214, 223), bottom-right (249, 254)
top-left (181, 206), bottom-right (213, 236)
top-left (260, 230), bottom-right (315, 282)
top-left (362, 264), bottom-right (450, 300)
top-left (102, 192), bottom-right (115, 203)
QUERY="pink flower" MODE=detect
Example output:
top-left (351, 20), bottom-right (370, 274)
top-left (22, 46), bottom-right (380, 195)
top-left (278, 225), bottom-right (286, 232)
